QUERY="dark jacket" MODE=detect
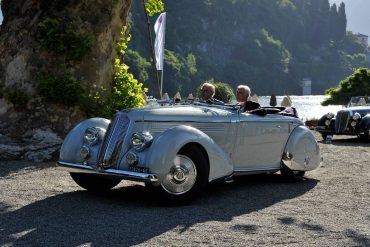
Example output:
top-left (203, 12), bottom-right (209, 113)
top-left (242, 101), bottom-right (261, 112)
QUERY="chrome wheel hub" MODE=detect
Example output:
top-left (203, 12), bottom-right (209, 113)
top-left (161, 155), bottom-right (197, 195)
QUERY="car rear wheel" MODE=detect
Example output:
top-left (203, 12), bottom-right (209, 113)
top-left (359, 132), bottom-right (369, 141)
top-left (321, 133), bottom-right (328, 141)
top-left (70, 173), bottom-right (121, 191)
top-left (280, 164), bottom-right (305, 182)
top-left (156, 145), bottom-right (209, 206)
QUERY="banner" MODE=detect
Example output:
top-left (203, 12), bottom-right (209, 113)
top-left (154, 12), bottom-right (166, 70)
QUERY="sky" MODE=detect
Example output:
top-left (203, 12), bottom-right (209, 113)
top-left (329, 0), bottom-right (370, 36)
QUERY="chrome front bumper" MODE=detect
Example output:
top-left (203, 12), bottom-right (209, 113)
top-left (57, 161), bottom-right (158, 183)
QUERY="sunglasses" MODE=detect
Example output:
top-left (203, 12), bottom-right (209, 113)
top-left (201, 89), bottom-right (210, 93)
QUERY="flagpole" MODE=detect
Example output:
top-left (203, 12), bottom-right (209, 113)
top-left (160, 14), bottom-right (166, 97)
top-left (142, 0), bottom-right (161, 98)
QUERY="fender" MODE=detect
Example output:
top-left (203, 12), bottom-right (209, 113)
top-left (360, 114), bottom-right (370, 130)
top-left (283, 126), bottom-right (320, 171)
top-left (145, 125), bottom-right (233, 183)
top-left (59, 118), bottom-right (110, 163)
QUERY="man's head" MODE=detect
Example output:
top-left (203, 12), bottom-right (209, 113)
top-left (200, 83), bottom-right (215, 101)
top-left (236, 85), bottom-right (250, 103)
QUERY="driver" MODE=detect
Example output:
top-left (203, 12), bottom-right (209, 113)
top-left (199, 83), bottom-right (223, 104)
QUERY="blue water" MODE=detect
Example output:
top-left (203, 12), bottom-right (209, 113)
top-left (257, 95), bottom-right (343, 121)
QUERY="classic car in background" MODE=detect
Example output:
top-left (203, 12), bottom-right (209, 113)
top-left (58, 101), bottom-right (320, 205)
top-left (317, 96), bottom-right (370, 140)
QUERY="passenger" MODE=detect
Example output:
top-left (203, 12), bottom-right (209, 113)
top-left (199, 83), bottom-right (223, 103)
top-left (236, 85), bottom-right (261, 112)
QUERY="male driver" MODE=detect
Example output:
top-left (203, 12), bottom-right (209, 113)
top-left (236, 85), bottom-right (260, 112)
top-left (199, 83), bottom-right (223, 103)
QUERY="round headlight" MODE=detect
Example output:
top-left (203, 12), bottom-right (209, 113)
top-left (131, 132), bottom-right (153, 151)
top-left (84, 127), bottom-right (100, 146)
top-left (350, 121), bottom-right (357, 127)
top-left (326, 113), bottom-right (335, 119)
top-left (353, 112), bottom-right (361, 121)
top-left (80, 145), bottom-right (90, 159)
top-left (325, 119), bottom-right (331, 126)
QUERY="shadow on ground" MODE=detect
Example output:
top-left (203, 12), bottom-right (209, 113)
top-left (0, 174), bottom-right (318, 246)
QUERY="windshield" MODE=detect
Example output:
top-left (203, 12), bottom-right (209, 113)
top-left (348, 96), bottom-right (370, 107)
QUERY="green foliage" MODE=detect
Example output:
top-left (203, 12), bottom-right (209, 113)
top-left (0, 87), bottom-right (30, 109)
top-left (129, 0), bottom-right (368, 95)
top-left (37, 17), bottom-right (94, 60)
top-left (37, 74), bottom-right (85, 106)
top-left (109, 58), bottom-right (147, 114)
top-left (87, 26), bottom-right (147, 118)
top-left (213, 82), bottom-right (235, 103)
top-left (125, 49), bottom-right (151, 82)
top-left (144, 0), bottom-right (165, 16)
top-left (321, 67), bottom-right (370, 106)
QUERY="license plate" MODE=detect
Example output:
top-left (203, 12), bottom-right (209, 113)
top-left (128, 166), bottom-right (149, 173)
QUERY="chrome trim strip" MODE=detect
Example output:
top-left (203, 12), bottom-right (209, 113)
top-left (57, 161), bottom-right (158, 183)
top-left (233, 167), bottom-right (280, 176)
top-left (151, 122), bottom-right (226, 133)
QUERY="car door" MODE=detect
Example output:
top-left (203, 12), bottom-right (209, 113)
top-left (232, 112), bottom-right (291, 171)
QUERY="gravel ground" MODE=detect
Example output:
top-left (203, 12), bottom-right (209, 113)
top-left (0, 131), bottom-right (369, 247)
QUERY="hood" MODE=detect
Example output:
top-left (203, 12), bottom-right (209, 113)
top-left (124, 105), bottom-right (235, 123)
top-left (346, 106), bottom-right (370, 117)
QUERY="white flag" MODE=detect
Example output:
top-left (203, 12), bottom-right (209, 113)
top-left (154, 12), bottom-right (166, 70)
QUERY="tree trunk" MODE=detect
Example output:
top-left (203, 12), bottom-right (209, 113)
top-left (0, 0), bottom-right (132, 138)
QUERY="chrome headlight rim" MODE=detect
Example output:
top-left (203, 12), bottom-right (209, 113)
top-left (84, 127), bottom-right (100, 146)
top-left (352, 112), bottom-right (361, 121)
top-left (131, 132), bottom-right (153, 151)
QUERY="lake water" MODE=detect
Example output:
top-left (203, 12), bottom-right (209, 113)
top-left (257, 95), bottom-right (344, 121)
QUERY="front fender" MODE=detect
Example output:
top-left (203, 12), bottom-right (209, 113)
top-left (145, 125), bottom-right (233, 183)
top-left (59, 118), bottom-right (110, 164)
top-left (283, 126), bottom-right (320, 171)
top-left (360, 114), bottom-right (370, 130)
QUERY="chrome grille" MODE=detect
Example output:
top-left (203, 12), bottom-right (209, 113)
top-left (335, 110), bottom-right (350, 133)
top-left (98, 113), bottom-right (130, 168)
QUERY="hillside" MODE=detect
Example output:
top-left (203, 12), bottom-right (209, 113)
top-left (127, 0), bottom-right (369, 96)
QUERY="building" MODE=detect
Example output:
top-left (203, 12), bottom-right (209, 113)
top-left (301, 78), bottom-right (312, 95)
top-left (353, 33), bottom-right (369, 47)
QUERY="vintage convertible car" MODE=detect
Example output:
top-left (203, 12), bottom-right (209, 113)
top-left (58, 100), bottom-right (320, 205)
top-left (317, 96), bottom-right (370, 140)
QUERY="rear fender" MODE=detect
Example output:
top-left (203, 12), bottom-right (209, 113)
top-left (145, 125), bottom-right (233, 183)
top-left (283, 126), bottom-right (320, 171)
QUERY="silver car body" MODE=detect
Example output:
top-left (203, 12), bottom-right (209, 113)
top-left (58, 103), bottom-right (320, 185)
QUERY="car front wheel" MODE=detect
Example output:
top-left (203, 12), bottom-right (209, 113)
top-left (70, 173), bottom-right (122, 191)
top-left (156, 145), bottom-right (209, 206)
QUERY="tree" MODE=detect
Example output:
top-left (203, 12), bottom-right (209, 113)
top-left (322, 67), bottom-right (370, 105)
